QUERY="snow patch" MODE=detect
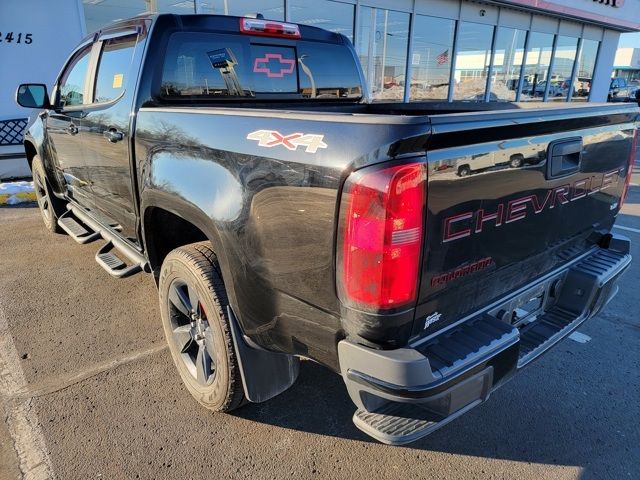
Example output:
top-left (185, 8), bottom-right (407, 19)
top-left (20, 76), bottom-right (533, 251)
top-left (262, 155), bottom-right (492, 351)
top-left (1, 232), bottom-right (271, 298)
top-left (0, 181), bottom-right (34, 195)
top-left (0, 181), bottom-right (36, 205)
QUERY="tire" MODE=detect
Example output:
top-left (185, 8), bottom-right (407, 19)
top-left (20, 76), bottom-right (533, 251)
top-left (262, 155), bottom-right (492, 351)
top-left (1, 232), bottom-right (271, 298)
top-left (509, 156), bottom-right (524, 168)
top-left (458, 165), bottom-right (471, 177)
top-left (32, 155), bottom-right (64, 233)
top-left (159, 242), bottom-right (245, 412)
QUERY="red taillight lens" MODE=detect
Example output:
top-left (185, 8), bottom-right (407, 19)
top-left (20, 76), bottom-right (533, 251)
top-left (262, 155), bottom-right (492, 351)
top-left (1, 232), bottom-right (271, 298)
top-left (239, 18), bottom-right (301, 38)
top-left (338, 162), bottom-right (427, 311)
top-left (620, 128), bottom-right (638, 209)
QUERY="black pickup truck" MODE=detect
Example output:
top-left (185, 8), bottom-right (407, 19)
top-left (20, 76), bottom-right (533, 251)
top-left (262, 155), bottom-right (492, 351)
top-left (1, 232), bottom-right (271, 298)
top-left (17, 14), bottom-right (637, 445)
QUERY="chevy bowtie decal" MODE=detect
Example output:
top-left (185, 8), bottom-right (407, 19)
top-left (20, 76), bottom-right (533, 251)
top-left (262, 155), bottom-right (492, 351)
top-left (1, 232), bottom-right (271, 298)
top-left (253, 53), bottom-right (296, 78)
top-left (247, 130), bottom-right (328, 153)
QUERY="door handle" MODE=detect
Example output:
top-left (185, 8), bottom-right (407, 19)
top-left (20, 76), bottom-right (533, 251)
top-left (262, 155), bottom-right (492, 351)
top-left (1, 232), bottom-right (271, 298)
top-left (546, 138), bottom-right (582, 179)
top-left (103, 128), bottom-right (124, 143)
top-left (66, 124), bottom-right (78, 135)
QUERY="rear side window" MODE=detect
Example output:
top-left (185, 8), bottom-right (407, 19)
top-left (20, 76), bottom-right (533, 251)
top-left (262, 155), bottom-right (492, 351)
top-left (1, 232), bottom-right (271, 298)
top-left (160, 32), bottom-right (362, 100)
top-left (94, 35), bottom-right (138, 103)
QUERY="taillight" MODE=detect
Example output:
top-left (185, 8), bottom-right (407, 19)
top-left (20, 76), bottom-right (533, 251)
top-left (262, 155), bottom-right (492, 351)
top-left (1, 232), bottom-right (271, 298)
top-left (621, 128), bottom-right (638, 209)
top-left (338, 162), bottom-right (427, 312)
top-left (239, 18), bottom-right (301, 39)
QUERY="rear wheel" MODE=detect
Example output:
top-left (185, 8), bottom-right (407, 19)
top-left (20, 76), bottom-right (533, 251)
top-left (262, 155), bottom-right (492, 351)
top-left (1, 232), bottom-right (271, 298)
top-left (32, 155), bottom-right (64, 233)
top-left (158, 242), bottom-right (245, 412)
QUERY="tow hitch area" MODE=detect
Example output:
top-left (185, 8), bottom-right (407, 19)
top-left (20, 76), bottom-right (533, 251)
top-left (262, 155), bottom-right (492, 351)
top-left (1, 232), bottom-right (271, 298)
top-left (339, 242), bottom-right (631, 445)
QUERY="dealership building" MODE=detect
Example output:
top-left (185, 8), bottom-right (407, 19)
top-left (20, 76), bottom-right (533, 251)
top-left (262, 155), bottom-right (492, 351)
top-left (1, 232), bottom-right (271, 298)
top-left (0, 0), bottom-right (639, 178)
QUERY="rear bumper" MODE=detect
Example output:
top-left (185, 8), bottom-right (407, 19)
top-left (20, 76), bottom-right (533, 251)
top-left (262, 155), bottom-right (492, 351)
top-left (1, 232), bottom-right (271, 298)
top-left (338, 236), bottom-right (632, 444)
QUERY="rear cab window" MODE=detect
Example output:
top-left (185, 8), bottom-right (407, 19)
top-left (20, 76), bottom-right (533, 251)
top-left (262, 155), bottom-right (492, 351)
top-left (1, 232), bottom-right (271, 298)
top-left (159, 21), bottom-right (363, 102)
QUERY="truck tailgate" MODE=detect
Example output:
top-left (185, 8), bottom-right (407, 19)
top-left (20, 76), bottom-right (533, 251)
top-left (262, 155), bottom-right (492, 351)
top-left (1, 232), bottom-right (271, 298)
top-left (414, 104), bottom-right (638, 338)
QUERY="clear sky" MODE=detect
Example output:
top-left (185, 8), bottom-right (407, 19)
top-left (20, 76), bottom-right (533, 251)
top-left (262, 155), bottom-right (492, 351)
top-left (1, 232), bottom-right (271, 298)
top-left (619, 32), bottom-right (640, 48)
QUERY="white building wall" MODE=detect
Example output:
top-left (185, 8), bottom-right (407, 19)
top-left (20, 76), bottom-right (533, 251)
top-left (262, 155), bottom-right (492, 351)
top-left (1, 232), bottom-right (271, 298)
top-left (0, 0), bottom-right (84, 179)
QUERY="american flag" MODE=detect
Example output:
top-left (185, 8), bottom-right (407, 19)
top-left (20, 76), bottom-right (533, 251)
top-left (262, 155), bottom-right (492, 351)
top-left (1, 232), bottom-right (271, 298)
top-left (436, 49), bottom-right (449, 65)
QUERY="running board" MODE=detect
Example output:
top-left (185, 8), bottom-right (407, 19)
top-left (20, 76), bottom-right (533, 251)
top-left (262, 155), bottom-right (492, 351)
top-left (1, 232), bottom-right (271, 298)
top-left (57, 211), bottom-right (100, 244)
top-left (95, 241), bottom-right (143, 278)
top-left (65, 204), bottom-right (150, 278)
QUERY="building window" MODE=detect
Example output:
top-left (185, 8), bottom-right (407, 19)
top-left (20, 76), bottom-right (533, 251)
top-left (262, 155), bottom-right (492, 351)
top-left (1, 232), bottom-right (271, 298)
top-left (409, 15), bottom-right (455, 102)
top-left (356, 7), bottom-right (410, 102)
top-left (489, 27), bottom-right (526, 101)
top-left (452, 22), bottom-right (494, 101)
top-left (83, 0), bottom-right (196, 34)
top-left (289, 0), bottom-right (354, 42)
top-left (201, 0), bottom-right (284, 20)
top-left (572, 39), bottom-right (599, 101)
top-left (521, 31), bottom-right (554, 101)
top-left (546, 36), bottom-right (578, 101)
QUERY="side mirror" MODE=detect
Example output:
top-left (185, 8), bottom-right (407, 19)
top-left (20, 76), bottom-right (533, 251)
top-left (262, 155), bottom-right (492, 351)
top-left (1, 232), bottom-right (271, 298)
top-left (16, 84), bottom-right (50, 109)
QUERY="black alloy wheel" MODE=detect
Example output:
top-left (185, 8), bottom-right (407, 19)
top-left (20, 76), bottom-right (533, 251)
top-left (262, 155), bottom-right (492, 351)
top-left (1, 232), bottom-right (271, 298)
top-left (167, 279), bottom-right (217, 386)
top-left (158, 242), bottom-right (245, 412)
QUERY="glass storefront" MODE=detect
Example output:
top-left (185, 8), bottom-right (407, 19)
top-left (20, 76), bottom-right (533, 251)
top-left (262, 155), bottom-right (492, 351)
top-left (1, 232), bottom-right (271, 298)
top-left (573, 39), bottom-right (599, 101)
top-left (409, 15), bottom-right (455, 101)
top-left (452, 22), bottom-right (494, 101)
top-left (356, 7), bottom-right (409, 101)
top-left (489, 27), bottom-right (526, 101)
top-left (202, 0), bottom-right (284, 19)
top-left (81, 0), bottom-right (604, 104)
top-left (547, 36), bottom-right (578, 101)
top-left (521, 32), bottom-right (554, 101)
top-left (290, 0), bottom-right (354, 42)
top-left (83, 0), bottom-right (196, 34)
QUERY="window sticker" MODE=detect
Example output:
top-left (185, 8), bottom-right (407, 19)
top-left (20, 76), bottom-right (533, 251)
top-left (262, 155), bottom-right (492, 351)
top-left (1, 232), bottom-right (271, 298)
top-left (112, 73), bottom-right (123, 89)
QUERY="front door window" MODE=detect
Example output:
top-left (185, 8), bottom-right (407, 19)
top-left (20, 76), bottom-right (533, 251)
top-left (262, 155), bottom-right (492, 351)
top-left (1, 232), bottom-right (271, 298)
top-left (59, 47), bottom-right (92, 108)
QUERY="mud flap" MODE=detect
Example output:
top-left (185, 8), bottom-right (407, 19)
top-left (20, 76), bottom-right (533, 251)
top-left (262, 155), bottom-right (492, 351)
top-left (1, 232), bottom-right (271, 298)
top-left (227, 306), bottom-right (300, 403)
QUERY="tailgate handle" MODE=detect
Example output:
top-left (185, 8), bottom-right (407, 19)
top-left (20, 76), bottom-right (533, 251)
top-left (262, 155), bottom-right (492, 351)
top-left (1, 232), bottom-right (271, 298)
top-left (547, 138), bottom-right (582, 179)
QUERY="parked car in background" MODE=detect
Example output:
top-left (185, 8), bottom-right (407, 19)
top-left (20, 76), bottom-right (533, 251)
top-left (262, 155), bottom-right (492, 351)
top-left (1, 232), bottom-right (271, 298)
top-left (629, 81), bottom-right (640, 102)
top-left (575, 77), bottom-right (592, 98)
top-left (522, 79), bottom-right (568, 98)
top-left (608, 77), bottom-right (634, 102)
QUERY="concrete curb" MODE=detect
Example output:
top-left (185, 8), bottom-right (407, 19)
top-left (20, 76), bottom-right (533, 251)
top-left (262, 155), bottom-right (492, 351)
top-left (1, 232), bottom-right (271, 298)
top-left (0, 182), bottom-right (36, 206)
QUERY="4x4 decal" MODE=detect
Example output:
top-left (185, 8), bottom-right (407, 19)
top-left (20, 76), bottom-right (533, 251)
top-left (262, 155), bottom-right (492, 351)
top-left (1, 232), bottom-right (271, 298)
top-left (247, 130), bottom-right (328, 153)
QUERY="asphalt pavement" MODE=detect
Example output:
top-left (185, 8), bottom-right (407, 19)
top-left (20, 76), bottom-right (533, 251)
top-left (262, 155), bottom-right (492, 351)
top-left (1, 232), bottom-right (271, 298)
top-left (0, 167), bottom-right (639, 480)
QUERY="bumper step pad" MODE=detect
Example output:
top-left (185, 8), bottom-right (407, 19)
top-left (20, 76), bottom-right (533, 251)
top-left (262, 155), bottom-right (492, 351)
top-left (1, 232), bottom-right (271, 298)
top-left (518, 248), bottom-right (631, 367)
top-left (353, 398), bottom-right (481, 445)
top-left (417, 314), bottom-right (518, 379)
top-left (518, 307), bottom-right (575, 366)
top-left (348, 245), bottom-right (631, 446)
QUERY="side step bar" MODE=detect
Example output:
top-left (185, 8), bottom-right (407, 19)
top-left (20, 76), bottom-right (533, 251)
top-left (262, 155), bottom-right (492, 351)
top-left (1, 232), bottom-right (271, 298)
top-left (61, 204), bottom-right (149, 278)
top-left (58, 211), bottom-right (100, 244)
top-left (95, 241), bottom-right (144, 278)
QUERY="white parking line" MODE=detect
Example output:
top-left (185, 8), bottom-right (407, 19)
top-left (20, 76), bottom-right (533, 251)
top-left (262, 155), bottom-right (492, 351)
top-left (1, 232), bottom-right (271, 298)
top-left (568, 331), bottom-right (591, 344)
top-left (11, 344), bottom-right (167, 400)
top-left (0, 301), bottom-right (56, 480)
top-left (613, 224), bottom-right (640, 234)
